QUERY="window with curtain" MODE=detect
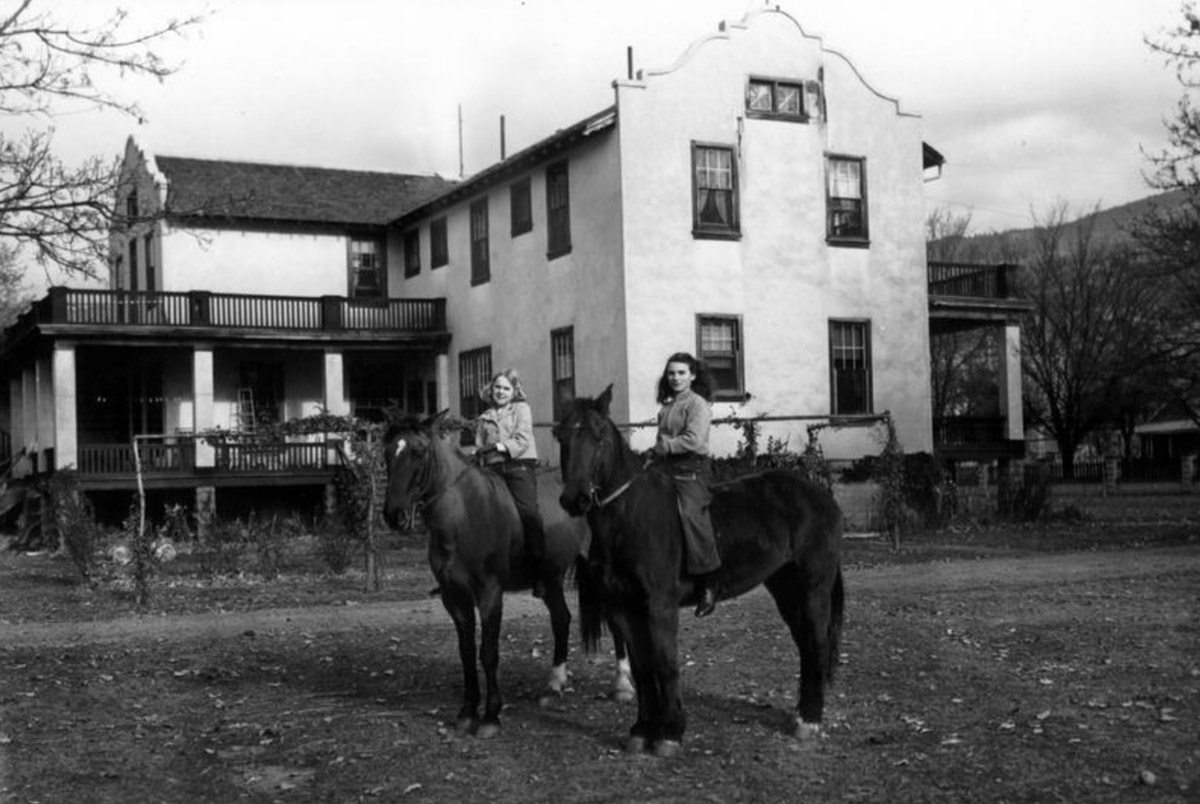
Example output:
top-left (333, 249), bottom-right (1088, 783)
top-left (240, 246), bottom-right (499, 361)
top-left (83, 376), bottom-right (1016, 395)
top-left (697, 314), bottom-right (744, 399)
top-left (746, 77), bottom-right (806, 119)
top-left (827, 156), bottom-right (868, 243)
top-left (692, 143), bottom-right (739, 238)
top-left (830, 319), bottom-right (872, 414)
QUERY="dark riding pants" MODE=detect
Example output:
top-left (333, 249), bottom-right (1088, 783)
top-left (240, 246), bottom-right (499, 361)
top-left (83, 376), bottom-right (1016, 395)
top-left (496, 460), bottom-right (548, 571)
top-left (665, 458), bottom-right (721, 576)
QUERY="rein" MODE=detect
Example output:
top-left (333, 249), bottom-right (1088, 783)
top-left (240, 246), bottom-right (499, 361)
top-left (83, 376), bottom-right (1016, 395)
top-left (578, 422), bottom-right (651, 512)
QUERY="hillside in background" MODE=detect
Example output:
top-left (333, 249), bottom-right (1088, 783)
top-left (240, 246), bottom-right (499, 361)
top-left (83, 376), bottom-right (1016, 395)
top-left (937, 189), bottom-right (1190, 259)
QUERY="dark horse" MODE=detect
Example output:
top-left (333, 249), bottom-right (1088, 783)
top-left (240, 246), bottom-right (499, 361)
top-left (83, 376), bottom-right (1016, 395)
top-left (381, 413), bottom-right (631, 738)
top-left (556, 388), bottom-right (845, 756)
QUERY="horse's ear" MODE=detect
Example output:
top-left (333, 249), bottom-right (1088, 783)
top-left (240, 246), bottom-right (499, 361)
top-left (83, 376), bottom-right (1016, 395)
top-left (423, 409), bottom-right (451, 430)
top-left (595, 384), bottom-right (614, 416)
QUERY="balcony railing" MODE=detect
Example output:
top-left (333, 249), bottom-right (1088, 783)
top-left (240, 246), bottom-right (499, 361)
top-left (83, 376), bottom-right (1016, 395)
top-left (76, 438), bottom-right (337, 477)
top-left (8, 287), bottom-right (446, 340)
top-left (928, 262), bottom-right (1019, 300)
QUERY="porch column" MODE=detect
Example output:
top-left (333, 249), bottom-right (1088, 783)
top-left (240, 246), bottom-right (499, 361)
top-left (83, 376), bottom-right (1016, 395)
top-left (193, 346), bottom-right (215, 468)
top-left (21, 368), bottom-right (36, 454)
top-left (435, 351), bottom-right (450, 412)
top-left (322, 349), bottom-right (350, 417)
top-left (51, 345), bottom-right (77, 471)
top-left (9, 378), bottom-right (23, 456)
top-left (998, 323), bottom-right (1024, 441)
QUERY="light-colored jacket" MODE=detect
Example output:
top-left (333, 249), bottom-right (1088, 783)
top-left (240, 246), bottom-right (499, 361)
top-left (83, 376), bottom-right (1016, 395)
top-left (476, 401), bottom-right (538, 460)
top-left (655, 389), bottom-right (711, 457)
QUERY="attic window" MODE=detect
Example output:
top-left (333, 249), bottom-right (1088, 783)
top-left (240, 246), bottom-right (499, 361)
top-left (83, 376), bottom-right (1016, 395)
top-left (746, 77), bottom-right (817, 122)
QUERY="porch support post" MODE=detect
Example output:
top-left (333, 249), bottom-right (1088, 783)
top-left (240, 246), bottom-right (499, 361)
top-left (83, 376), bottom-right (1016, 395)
top-left (193, 346), bottom-right (215, 468)
top-left (435, 351), bottom-right (450, 412)
top-left (9, 378), bottom-right (23, 458)
top-left (51, 344), bottom-right (77, 471)
top-left (21, 368), bottom-right (36, 456)
top-left (322, 349), bottom-right (350, 417)
top-left (998, 323), bottom-right (1024, 441)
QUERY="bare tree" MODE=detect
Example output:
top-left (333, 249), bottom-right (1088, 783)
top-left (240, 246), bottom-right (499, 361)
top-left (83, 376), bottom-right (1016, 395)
top-left (1020, 203), bottom-right (1164, 477)
top-left (0, 1), bottom-right (205, 278)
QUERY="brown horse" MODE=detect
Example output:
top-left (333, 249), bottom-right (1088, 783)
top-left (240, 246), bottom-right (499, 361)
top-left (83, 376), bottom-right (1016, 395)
top-left (381, 413), bottom-right (630, 738)
top-left (555, 387), bottom-right (845, 756)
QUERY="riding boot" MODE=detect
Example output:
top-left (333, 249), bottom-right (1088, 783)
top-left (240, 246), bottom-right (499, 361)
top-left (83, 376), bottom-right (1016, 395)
top-left (694, 574), bottom-right (718, 618)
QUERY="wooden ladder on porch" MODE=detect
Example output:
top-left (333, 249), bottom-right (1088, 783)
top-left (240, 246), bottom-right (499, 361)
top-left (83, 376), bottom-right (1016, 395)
top-left (237, 388), bottom-right (256, 434)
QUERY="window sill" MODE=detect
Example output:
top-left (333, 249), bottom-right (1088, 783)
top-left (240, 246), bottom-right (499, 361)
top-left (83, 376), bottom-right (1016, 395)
top-left (745, 111), bottom-right (812, 124)
top-left (511, 226), bottom-right (532, 238)
top-left (713, 392), bottom-right (749, 403)
top-left (826, 237), bottom-right (870, 249)
top-left (547, 245), bottom-right (572, 261)
top-left (431, 261), bottom-right (448, 271)
top-left (692, 229), bottom-right (742, 242)
top-left (470, 276), bottom-right (490, 287)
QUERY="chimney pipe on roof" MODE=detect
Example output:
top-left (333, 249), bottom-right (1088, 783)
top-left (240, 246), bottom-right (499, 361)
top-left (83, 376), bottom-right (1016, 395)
top-left (500, 115), bottom-right (506, 161)
top-left (627, 46), bottom-right (633, 80)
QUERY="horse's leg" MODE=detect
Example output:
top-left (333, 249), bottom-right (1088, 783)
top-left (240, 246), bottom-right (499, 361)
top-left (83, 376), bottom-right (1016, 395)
top-left (765, 564), bottom-right (837, 740)
top-left (539, 579), bottom-right (573, 704)
top-left (645, 601), bottom-right (685, 757)
top-left (609, 608), bottom-right (658, 753)
top-left (441, 586), bottom-right (481, 734)
top-left (476, 581), bottom-right (504, 738)
top-left (609, 622), bottom-right (635, 703)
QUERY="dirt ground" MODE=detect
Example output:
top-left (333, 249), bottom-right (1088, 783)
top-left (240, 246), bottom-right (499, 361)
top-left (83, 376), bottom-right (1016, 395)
top-left (0, 522), bottom-right (1198, 803)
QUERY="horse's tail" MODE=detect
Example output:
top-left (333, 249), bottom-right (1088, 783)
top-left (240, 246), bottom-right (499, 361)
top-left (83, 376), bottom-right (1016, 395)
top-left (575, 555), bottom-right (605, 653)
top-left (826, 565), bottom-right (845, 683)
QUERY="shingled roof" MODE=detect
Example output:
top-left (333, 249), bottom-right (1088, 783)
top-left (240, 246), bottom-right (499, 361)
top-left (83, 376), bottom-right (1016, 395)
top-left (153, 156), bottom-right (456, 227)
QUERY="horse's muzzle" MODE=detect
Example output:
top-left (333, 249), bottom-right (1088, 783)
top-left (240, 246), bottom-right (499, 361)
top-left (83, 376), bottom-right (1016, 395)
top-left (559, 490), bottom-right (590, 518)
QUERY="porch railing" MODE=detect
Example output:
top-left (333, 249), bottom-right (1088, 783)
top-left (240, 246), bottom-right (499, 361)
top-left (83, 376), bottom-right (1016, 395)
top-left (934, 416), bottom-right (1006, 448)
top-left (12, 287), bottom-right (446, 336)
top-left (76, 439), bottom-right (336, 477)
top-left (927, 262), bottom-right (1019, 300)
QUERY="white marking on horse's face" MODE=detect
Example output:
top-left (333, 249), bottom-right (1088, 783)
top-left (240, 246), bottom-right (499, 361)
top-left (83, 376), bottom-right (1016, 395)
top-left (394, 439), bottom-right (407, 459)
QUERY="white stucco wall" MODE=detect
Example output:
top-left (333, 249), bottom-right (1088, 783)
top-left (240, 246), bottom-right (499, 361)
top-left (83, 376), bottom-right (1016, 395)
top-left (398, 127), bottom-right (627, 457)
top-left (159, 227), bottom-right (351, 296)
top-left (615, 8), bottom-right (933, 459)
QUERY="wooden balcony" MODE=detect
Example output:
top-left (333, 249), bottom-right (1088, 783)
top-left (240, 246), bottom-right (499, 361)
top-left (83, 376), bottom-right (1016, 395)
top-left (927, 261), bottom-right (1034, 330)
top-left (3, 287), bottom-right (448, 352)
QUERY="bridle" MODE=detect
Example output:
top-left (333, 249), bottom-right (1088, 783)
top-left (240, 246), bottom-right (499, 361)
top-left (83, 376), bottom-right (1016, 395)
top-left (389, 434), bottom-right (471, 511)
top-left (560, 417), bottom-right (641, 513)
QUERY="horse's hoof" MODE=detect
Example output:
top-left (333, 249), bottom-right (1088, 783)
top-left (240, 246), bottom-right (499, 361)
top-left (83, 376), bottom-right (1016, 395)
top-left (476, 722), bottom-right (501, 739)
top-left (613, 688), bottom-right (635, 704)
top-left (791, 718), bottom-right (824, 741)
top-left (624, 735), bottom-right (648, 754)
top-left (537, 691), bottom-right (562, 708)
top-left (653, 739), bottom-right (683, 758)
top-left (455, 717), bottom-right (477, 736)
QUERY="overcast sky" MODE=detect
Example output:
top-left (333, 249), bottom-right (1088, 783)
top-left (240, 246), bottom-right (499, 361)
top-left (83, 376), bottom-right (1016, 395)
top-left (27, 0), bottom-right (1190, 246)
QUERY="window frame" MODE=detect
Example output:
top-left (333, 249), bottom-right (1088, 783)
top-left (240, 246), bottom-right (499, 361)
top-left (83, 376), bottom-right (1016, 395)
top-left (746, 76), bottom-right (809, 121)
top-left (691, 142), bottom-right (740, 240)
top-left (458, 346), bottom-right (493, 420)
top-left (430, 217), bottom-right (448, 269)
top-left (510, 177), bottom-right (532, 237)
top-left (695, 313), bottom-right (746, 401)
top-left (829, 319), bottom-right (873, 415)
top-left (143, 232), bottom-right (156, 293)
top-left (348, 234), bottom-right (387, 299)
top-left (550, 326), bottom-right (575, 423)
top-left (469, 197), bottom-right (490, 286)
top-left (826, 154), bottom-right (869, 246)
top-left (546, 161), bottom-right (572, 259)
top-left (403, 229), bottom-right (421, 278)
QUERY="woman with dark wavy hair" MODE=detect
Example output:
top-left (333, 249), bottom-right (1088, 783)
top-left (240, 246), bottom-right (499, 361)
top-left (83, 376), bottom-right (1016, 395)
top-left (652, 352), bottom-right (721, 617)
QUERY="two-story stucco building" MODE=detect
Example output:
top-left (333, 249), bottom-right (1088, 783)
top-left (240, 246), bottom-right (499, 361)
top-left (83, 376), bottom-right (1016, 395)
top-left (0, 7), bottom-right (1028, 522)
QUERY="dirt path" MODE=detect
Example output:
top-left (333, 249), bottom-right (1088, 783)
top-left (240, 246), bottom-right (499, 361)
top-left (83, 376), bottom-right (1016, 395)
top-left (1, 547), bottom-right (1196, 649)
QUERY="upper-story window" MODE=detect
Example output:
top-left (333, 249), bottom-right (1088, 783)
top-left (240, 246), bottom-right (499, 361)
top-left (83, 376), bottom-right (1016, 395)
top-left (349, 236), bottom-right (386, 298)
top-left (697, 314), bottom-right (744, 400)
top-left (143, 233), bottom-right (156, 293)
top-left (403, 229), bottom-right (421, 278)
top-left (430, 217), bottom-right (448, 269)
top-left (692, 143), bottom-right (739, 239)
top-left (125, 189), bottom-right (138, 226)
top-left (510, 178), bottom-right (532, 237)
top-left (827, 155), bottom-right (868, 245)
top-left (747, 78), bottom-right (803, 118)
top-left (546, 161), bottom-right (571, 259)
top-left (830, 319), bottom-right (872, 415)
top-left (470, 198), bottom-right (490, 286)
